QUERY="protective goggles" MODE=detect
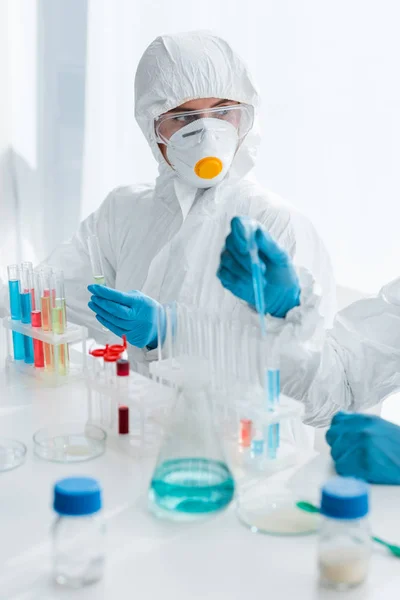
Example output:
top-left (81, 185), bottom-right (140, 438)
top-left (154, 103), bottom-right (254, 146)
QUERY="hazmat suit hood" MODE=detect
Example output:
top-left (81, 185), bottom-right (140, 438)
top-left (134, 31), bottom-right (260, 209)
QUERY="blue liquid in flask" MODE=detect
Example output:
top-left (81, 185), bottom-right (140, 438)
top-left (149, 458), bottom-right (235, 520)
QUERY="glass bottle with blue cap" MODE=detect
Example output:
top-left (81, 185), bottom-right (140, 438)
top-left (52, 477), bottom-right (105, 588)
top-left (318, 476), bottom-right (371, 590)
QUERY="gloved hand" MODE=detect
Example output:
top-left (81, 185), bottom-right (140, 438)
top-left (326, 412), bottom-right (400, 485)
top-left (87, 285), bottom-right (163, 350)
top-left (217, 216), bottom-right (301, 318)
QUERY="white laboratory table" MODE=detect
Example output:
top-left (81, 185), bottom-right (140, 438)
top-left (1, 364), bottom-right (400, 600)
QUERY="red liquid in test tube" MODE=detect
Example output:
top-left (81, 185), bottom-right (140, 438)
top-left (31, 310), bottom-right (45, 368)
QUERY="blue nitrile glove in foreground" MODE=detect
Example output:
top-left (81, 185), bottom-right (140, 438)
top-left (326, 412), bottom-right (400, 485)
top-left (217, 216), bottom-right (301, 318)
top-left (88, 285), bottom-right (164, 350)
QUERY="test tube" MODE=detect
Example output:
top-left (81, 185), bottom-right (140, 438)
top-left (7, 264), bottom-right (25, 360)
top-left (103, 353), bottom-right (119, 385)
top-left (20, 264), bottom-right (35, 364)
top-left (118, 406), bottom-right (129, 435)
top-left (88, 235), bottom-right (105, 285)
top-left (265, 350), bottom-right (281, 459)
top-left (40, 268), bottom-right (54, 371)
top-left (116, 359), bottom-right (130, 396)
top-left (31, 271), bottom-right (44, 368)
top-left (21, 261), bottom-right (35, 309)
top-left (50, 269), bottom-right (68, 375)
top-left (50, 269), bottom-right (66, 334)
top-left (239, 418), bottom-right (253, 449)
top-left (103, 352), bottom-right (120, 427)
top-left (250, 438), bottom-right (264, 460)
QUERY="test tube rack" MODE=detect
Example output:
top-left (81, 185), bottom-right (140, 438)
top-left (149, 357), bottom-right (304, 472)
top-left (86, 362), bottom-right (174, 458)
top-left (2, 317), bottom-right (88, 386)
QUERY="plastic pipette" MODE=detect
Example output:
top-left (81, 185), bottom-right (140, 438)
top-left (244, 222), bottom-right (280, 458)
top-left (247, 230), bottom-right (267, 337)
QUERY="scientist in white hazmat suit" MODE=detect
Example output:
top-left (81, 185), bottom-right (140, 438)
top-left (42, 32), bottom-right (335, 369)
top-left (0, 32), bottom-right (335, 383)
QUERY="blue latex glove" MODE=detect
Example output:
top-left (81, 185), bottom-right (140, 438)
top-left (326, 412), bottom-right (400, 485)
top-left (217, 216), bottom-right (301, 318)
top-left (87, 285), bottom-right (163, 350)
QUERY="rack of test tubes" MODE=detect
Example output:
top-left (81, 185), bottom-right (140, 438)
top-left (86, 337), bottom-right (174, 458)
top-left (3, 262), bottom-right (88, 385)
top-left (149, 302), bottom-right (305, 474)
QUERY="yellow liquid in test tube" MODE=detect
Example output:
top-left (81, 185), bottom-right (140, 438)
top-left (52, 301), bottom-right (69, 375)
top-left (51, 306), bottom-right (65, 334)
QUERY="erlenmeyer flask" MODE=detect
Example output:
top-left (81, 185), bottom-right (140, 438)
top-left (148, 379), bottom-right (235, 521)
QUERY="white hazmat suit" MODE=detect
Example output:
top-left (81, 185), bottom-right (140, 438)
top-left (36, 32), bottom-right (335, 347)
top-left (277, 277), bottom-right (400, 427)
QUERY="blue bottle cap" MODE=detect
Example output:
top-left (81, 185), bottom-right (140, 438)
top-left (321, 477), bottom-right (369, 520)
top-left (53, 477), bottom-right (102, 516)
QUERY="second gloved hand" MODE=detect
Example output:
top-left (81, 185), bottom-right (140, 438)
top-left (88, 285), bottom-right (163, 349)
top-left (326, 412), bottom-right (400, 485)
top-left (217, 216), bottom-right (301, 318)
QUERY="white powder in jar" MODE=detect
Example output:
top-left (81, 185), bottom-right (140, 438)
top-left (319, 547), bottom-right (370, 587)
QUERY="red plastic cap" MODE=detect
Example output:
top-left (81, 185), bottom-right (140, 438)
top-left (118, 405), bottom-right (129, 434)
top-left (109, 336), bottom-right (127, 354)
top-left (90, 344), bottom-right (109, 358)
top-left (31, 310), bottom-right (42, 328)
top-left (103, 352), bottom-right (121, 363)
top-left (116, 359), bottom-right (130, 376)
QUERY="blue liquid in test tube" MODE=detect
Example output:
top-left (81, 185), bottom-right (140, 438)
top-left (7, 269), bottom-right (25, 361)
top-left (266, 368), bottom-right (280, 459)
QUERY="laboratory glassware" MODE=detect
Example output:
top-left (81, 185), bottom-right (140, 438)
top-left (20, 263), bottom-right (34, 364)
top-left (244, 222), bottom-right (280, 459)
top-left (50, 269), bottom-right (69, 375)
top-left (149, 375), bottom-right (235, 521)
top-left (236, 480), bottom-right (319, 536)
top-left (0, 438), bottom-right (27, 472)
top-left (87, 235), bottom-right (105, 285)
top-left (40, 267), bottom-right (54, 370)
top-left (34, 423), bottom-right (106, 463)
top-left (118, 405), bottom-right (129, 434)
top-left (318, 477), bottom-right (370, 590)
top-left (31, 271), bottom-right (45, 368)
top-left (52, 477), bottom-right (105, 588)
top-left (7, 264), bottom-right (24, 360)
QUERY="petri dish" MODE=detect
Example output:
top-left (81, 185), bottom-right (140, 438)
top-left (33, 423), bottom-right (106, 463)
top-left (0, 437), bottom-right (27, 472)
top-left (236, 483), bottom-right (320, 536)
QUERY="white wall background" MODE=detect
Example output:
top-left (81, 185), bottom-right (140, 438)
top-left (2, 0), bottom-right (400, 295)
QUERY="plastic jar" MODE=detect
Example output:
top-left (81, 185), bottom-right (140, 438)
top-left (52, 477), bottom-right (106, 588)
top-left (318, 477), bottom-right (371, 590)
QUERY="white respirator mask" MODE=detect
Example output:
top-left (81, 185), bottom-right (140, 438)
top-left (155, 104), bottom-right (254, 189)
